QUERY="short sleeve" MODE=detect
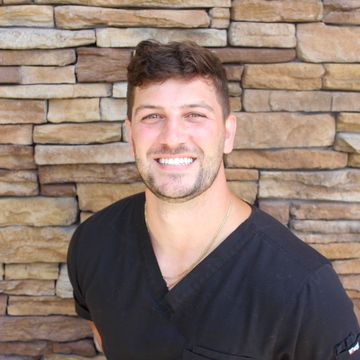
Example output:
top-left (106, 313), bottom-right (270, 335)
top-left (67, 225), bottom-right (92, 321)
top-left (277, 264), bottom-right (360, 360)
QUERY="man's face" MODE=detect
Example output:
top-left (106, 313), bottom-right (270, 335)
top-left (126, 77), bottom-right (236, 202)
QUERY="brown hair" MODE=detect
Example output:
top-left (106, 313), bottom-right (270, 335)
top-left (126, 40), bottom-right (229, 120)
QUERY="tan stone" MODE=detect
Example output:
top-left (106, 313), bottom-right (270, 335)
top-left (259, 169), bottom-right (360, 201)
top-left (291, 202), bottom-right (360, 220)
top-left (311, 243), bottom-right (360, 260)
top-left (228, 82), bottom-right (242, 97)
top-left (0, 295), bottom-right (7, 315)
top-left (232, 0), bottom-right (322, 22)
top-left (80, 212), bottom-right (93, 222)
top-left (113, 82), bottom-right (127, 98)
top-left (0, 49), bottom-right (75, 66)
top-left (340, 275), bottom-right (360, 291)
top-left (242, 90), bottom-right (271, 112)
top-left (56, 6), bottom-right (209, 29)
top-left (229, 22), bottom-right (296, 48)
top-left (0, 316), bottom-right (92, 342)
top-left (35, 0), bottom-right (231, 7)
top-left (0, 67), bottom-right (21, 84)
top-left (21, 66), bottom-right (75, 84)
top-left (5, 263), bottom-right (59, 280)
top-left (225, 169), bottom-right (259, 181)
top-left (213, 48), bottom-right (296, 64)
top-left (350, 154), bottom-right (360, 167)
top-left (0, 178), bottom-right (38, 199)
top-left (52, 339), bottom-right (96, 357)
top-left (0, 28), bottom-right (95, 49)
top-left (0, 84), bottom-right (111, 99)
top-left (297, 23), bottom-right (360, 62)
top-left (39, 163), bottom-right (140, 184)
top-left (0, 340), bottom-right (50, 356)
top-left (243, 63), bottom-right (324, 90)
top-left (338, 113), bottom-right (360, 133)
top-left (258, 200), bottom-right (290, 225)
top-left (0, 170), bottom-right (36, 184)
top-left (100, 98), bottom-right (127, 121)
top-left (230, 97), bottom-right (241, 112)
top-left (324, 64), bottom-right (360, 91)
top-left (48, 98), bottom-right (100, 123)
top-left (333, 92), bottom-right (360, 112)
top-left (8, 296), bottom-right (75, 316)
top-left (0, 5), bottom-right (53, 27)
top-left (77, 182), bottom-right (145, 212)
top-left (76, 47), bottom-right (131, 83)
top-left (56, 264), bottom-right (72, 299)
top-left (45, 355), bottom-right (106, 360)
top-left (96, 28), bottom-right (226, 47)
top-left (0, 99), bottom-right (45, 124)
top-left (0, 265), bottom-right (3, 280)
top-left (0, 145), bottom-right (35, 170)
top-left (324, 4), bottom-right (360, 24)
top-left (294, 231), bottom-right (359, 244)
top-left (333, 260), bottom-right (360, 275)
top-left (0, 125), bottom-right (33, 145)
top-left (335, 133), bottom-right (360, 153)
top-left (233, 113), bottom-right (335, 149)
top-left (0, 226), bottom-right (74, 263)
top-left (228, 181), bottom-right (257, 204)
top-left (210, 7), bottom-right (230, 28)
top-left (226, 149), bottom-right (347, 170)
top-left (290, 220), bottom-right (360, 234)
top-left (34, 123), bottom-right (121, 145)
top-left (41, 184), bottom-right (76, 197)
top-left (0, 280), bottom-right (54, 296)
top-left (35, 142), bottom-right (133, 165)
top-left (0, 197), bottom-right (77, 226)
top-left (224, 65), bottom-right (244, 81)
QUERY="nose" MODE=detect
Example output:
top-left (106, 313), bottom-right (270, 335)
top-left (159, 116), bottom-right (187, 148)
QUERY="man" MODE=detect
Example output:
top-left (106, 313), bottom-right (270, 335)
top-left (67, 40), bottom-right (360, 359)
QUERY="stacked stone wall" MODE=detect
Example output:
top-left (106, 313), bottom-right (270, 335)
top-left (0, 0), bottom-right (359, 358)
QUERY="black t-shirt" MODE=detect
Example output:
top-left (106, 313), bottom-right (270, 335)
top-left (67, 193), bottom-right (360, 360)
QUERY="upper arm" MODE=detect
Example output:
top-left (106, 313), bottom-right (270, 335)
top-left (89, 321), bottom-right (103, 353)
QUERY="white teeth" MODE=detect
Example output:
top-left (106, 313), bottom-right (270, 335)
top-left (158, 157), bottom-right (194, 166)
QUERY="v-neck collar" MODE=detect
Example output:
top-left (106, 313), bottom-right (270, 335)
top-left (136, 193), bottom-right (256, 314)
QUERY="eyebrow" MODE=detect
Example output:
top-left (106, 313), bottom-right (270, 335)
top-left (134, 102), bottom-right (215, 116)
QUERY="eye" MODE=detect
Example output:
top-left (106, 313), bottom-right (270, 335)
top-left (185, 112), bottom-right (206, 122)
top-left (141, 113), bottom-right (163, 123)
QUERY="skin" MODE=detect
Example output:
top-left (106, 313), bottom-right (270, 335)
top-left (89, 77), bottom-right (251, 352)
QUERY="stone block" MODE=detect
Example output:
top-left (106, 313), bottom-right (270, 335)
top-left (45, 355), bottom-right (106, 360)
top-left (8, 296), bottom-right (75, 316)
top-left (0, 180), bottom-right (38, 197)
top-left (324, 64), bottom-right (360, 91)
top-left (0, 145), bottom-right (35, 170)
top-left (0, 28), bottom-right (95, 49)
top-left (0, 264), bottom-right (3, 279)
top-left (0, 99), bottom-right (46, 124)
top-left (290, 220), bottom-right (360, 234)
top-left (350, 154), bottom-right (360, 167)
top-left (0, 5), bottom-right (53, 27)
top-left (35, 0), bottom-right (230, 6)
top-left (0, 280), bottom-right (54, 296)
top-left (0, 340), bottom-right (50, 356)
top-left (21, 66), bottom-right (75, 84)
top-left (210, 7), bottom-right (230, 28)
top-left (333, 92), bottom-right (360, 112)
top-left (33, 123), bottom-right (121, 145)
top-left (258, 200), bottom-right (289, 225)
top-left (229, 97), bottom-right (241, 112)
top-left (333, 260), bottom-right (360, 275)
top-left (229, 22), bottom-right (296, 48)
top-left (311, 243), bottom-right (360, 260)
top-left (41, 184), bottom-right (76, 197)
top-left (52, 339), bottom-right (96, 357)
top-left (56, 6), bottom-right (209, 28)
top-left (297, 23), bottom-right (360, 62)
top-left (0, 226), bottom-right (75, 263)
top-left (259, 169), bottom-right (360, 202)
top-left (228, 181), bottom-right (257, 204)
top-left (38, 164), bottom-right (140, 184)
top-left (324, 1), bottom-right (360, 24)
top-left (294, 232), bottom-right (359, 244)
top-left (35, 142), bottom-right (133, 165)
top-left (341, 275), bottom-right (360, 292)
top-left (225, 169), bottom-right (259, 181)
top-left (0, 84), bottom-right (111, 99)
top-left (48, 98), bottom-right (100, 123)
top-left (0, 67), bottom-right (21, 84)
top-left (113, 82), bottom-right (127, 98)
top-left (233, 113), bottom-right (335, 149)
top-left (231, 0), bottom-right (322, 22)
top-left (242, 90), bottom-right (271, 112)
top-left (100, 98), bottom-right (127, 121)
top-left (338, 113), bottom-right (360, 133)
top-left (0, 49), bottom-right (75, 66)
top-left (77, 182), bottom-right (145, 212)
top-left (228, 82), bottom-right (242, 96)
top-left (80, 212), bottom-right (93, 223)
top-left (243, 63), bottom-right (324, 90)
top-left (212, 48), bottom-right (296, 64)
top-left (0, 316), bottom-right (92, 342)
top-left (76, 47), bottom-right (131, 83)
top-left (5, 263), bottom-right (59, 280)
top-left (290, 201), bottom-right (360, 220)
top-left (0, 171), bottom-right (38, 194)
top-left (96, 28), bottom-right (226, 47)
top-left (0, 125), bottom-right (33, 145)
top-left (56, 264), bottom-right (72, 299)
top-left (0, 197), bottom-right (78, 226)
top-left (226, 149), bottom-right (347, 170)
top-left (335, 133), bottom-right (360, 153)
top-left (224, 65), bottom-right (244, 81)
top-left (0, 295), bottom-right (7, 315)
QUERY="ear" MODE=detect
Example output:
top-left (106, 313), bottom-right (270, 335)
top-left (223, 113), bottom-right (237, 154)
top-left (125, 118), bottom-right (134, 156)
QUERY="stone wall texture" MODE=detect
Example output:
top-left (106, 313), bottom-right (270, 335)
top-left (0, 0), bottom-right (359, 358)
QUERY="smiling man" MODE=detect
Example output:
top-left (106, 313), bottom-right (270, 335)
top-left (67, 40), bottom-right (360, 360)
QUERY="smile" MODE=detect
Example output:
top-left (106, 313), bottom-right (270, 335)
top-left (157, 157), bottom-right (194, 166)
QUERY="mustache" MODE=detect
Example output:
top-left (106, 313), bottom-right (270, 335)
top-left (148, 144), bottom-right (202, 156)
